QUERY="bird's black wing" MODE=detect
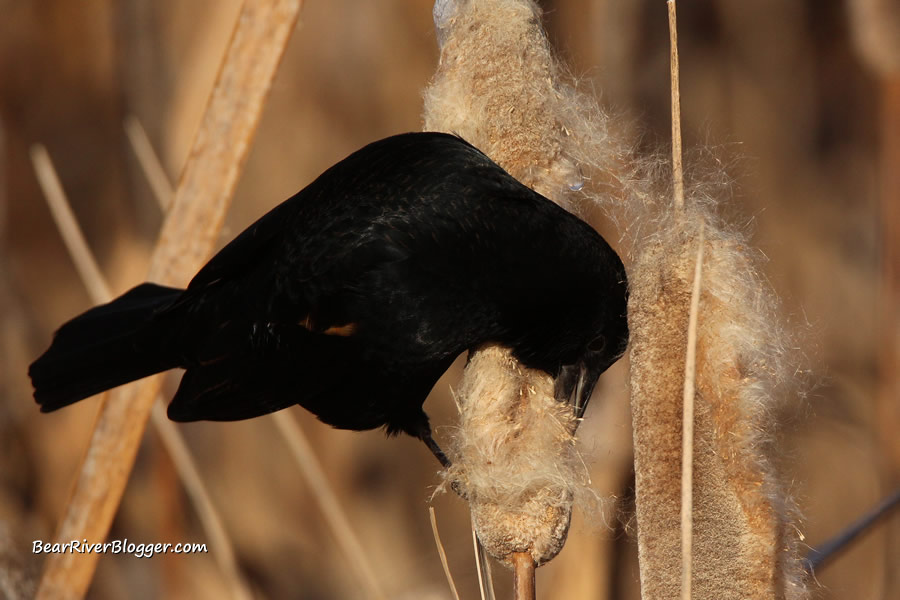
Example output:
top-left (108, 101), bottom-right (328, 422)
top-left (186, 198), bottom-right (297, 291)
top-left (164, 132), bottom-right (600, 434)
top-left (165, 133), bottom-right (517, 431)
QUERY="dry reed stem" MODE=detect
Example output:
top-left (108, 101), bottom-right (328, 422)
top-left (668, 0), bottom-right (685, 214)
top-left (124, 116), bottom-right (175, 211)
top-left (429, 507), bottom-right (461, 600)
top-left (512, 552), bottom-right (536, 600)
top-left (30, 146), bottom-right (109, 303)
top-left (805, 487), bottom-right (900, 573)
top-left (123, 115), bottom-right (385, 599)
top-left (680, 226), bottom-right (705, 600)
top-left (35, 2), bottom-right (303, 596)
top-left (848, 6), bottom-right (900, 584)
top-left (876, 78), bottom-right (900, 486)
top-left (472, 524), bottom-right (496, 600)
top-left (848, 0), bottom-right (900, 77)
top-left (876, 78), bottom-right (900, 600)
top-left (148, 402), bottom-right (252, 600)
top-left (272, 412), bottom-right (386, 599)
top-left (666, 4), bottom-right (697, 596)
top-left (0, 123), bottom-right (6, 246)
top-left (30, 145), bottom-right (252, 600)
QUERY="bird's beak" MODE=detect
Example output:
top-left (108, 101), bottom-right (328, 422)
top-left (555, 354), bottom-right (602, 419)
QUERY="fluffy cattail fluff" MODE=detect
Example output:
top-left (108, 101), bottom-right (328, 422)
top-left (628, 203), bottom-right (809, 599)
top-left (426, 0), bottom-right (624, 213)
top-left (424, 0), bottom-right (615, 568)
top-left (444, 345), bottom-right (583, 566)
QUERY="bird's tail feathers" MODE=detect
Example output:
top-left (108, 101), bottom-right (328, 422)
top-left (29, 283), bottom-right (184, 411)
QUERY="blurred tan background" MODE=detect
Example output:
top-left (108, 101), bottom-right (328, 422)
top-left (0, 0), bottom-right (897, 598)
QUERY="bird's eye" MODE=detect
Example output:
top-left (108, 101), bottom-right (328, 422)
top-left (587, 335), bottom-right (606, 352)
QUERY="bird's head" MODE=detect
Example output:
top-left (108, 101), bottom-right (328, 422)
top-left (551, 268), bottom-right (630, 418)
top-left (554, 329), bottom-right (628, 418)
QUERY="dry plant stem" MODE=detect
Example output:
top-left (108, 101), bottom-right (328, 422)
top-left (681, 226), bottom-right (706, 600)
top-left (668, 0), bottom-right (685, 214)
top-left (272, 412), bottom-right (385, 599)
top-left (849, 3), bottom-right (900, 587)
top-left (30, 146), bottom-right (109, 303)
top-left (804, 487), bottom-right (900, 573)
top-left (147, 0), bottom-right (300, 284)
top-left (122, 115), bottom-right (385, 599)
top-left (512, 552), bottom-right (536, 600)
top-left (472, 524), bottom-right (496, 600)
top-left (30, 146), bottom-right (252, 600)
top-left (666, 3), bottom-right (696, 593)
top-left (124, 116), bottom-right (175, 210)
top-left (876, 77), bottom-right (900, 600)
top-left (149, 402), bottom-right (252, 600)
top-left (35, 2), bottom-right (303, 597)
top-left (429, 507), bottom-right (461, 600)
top-left (878, 78), bottom-right (900, 478)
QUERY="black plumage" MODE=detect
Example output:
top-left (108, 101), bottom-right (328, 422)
top-left (29, 132), bottom-right (628, 463)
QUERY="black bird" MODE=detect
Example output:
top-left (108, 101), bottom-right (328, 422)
top-left (28, 132), bottom-right (629, 466)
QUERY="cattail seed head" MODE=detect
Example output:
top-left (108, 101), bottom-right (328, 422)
top-left (443, 345), bottom-right (583, 566)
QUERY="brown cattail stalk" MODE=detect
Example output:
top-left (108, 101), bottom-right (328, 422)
top-left (35, 2), bottom-right (303, 596)
top-left (629, 218), bottom-right (810, 599)
top-left (512, 552), bottom-right (536, 600)
top-left (668, 0), bottom-right (685, 215)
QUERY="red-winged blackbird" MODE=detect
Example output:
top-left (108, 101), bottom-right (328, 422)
top-left (28, 132), bottom-right (628, 466)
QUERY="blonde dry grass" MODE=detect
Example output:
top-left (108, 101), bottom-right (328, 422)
top-left (429, 507), bottom-right (461, 600)
top-left (472, 523), bottom-right (497, 600)
top-left (680, 226), bottom-right (704, 600)
top-left (272, 412), bottom-right (386, 599)
top-left (123, 116), bottom-right (175, 211)
top-left (668, 0), bottom-right (685, 215)
top-left (667, 5), bottom-right (697, 597)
